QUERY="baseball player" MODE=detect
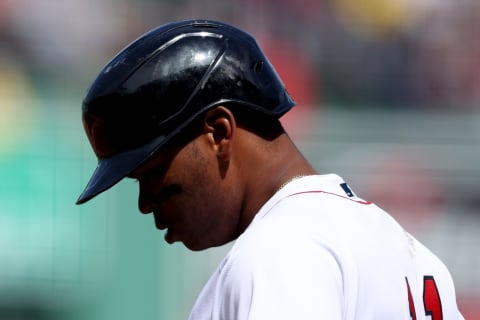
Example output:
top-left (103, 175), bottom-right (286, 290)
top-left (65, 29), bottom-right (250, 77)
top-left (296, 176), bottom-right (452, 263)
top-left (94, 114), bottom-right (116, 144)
top-left (76, 20), bottom-right (464, 319)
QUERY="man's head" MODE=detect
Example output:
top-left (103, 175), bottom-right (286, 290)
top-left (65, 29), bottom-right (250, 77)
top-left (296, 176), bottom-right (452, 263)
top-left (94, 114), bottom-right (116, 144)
top-left (76, 19), bottom-right (295, 205)
top-left (126, 104), bottom-right (288, 250)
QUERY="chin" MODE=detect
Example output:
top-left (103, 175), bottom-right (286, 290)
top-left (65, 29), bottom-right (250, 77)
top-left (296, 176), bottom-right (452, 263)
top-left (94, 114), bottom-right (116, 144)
top-left (184, 238), bottom-right (233, 251)
top-left (183, 242), bottom-right (208, 251)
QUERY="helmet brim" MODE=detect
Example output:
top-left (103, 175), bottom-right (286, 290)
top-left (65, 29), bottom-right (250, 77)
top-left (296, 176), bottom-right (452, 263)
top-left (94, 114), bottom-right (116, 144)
top-left (76, 134), bottom-right (167, 204)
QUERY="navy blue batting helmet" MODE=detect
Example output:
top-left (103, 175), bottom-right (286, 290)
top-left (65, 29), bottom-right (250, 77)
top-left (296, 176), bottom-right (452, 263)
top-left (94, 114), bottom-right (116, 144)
top-left (76, 19), bottom-right (295, 204)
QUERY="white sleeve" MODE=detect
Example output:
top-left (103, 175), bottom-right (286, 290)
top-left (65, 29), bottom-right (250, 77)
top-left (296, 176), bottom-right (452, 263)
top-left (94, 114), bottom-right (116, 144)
top-left (216, 237), bottom-right (345, 320)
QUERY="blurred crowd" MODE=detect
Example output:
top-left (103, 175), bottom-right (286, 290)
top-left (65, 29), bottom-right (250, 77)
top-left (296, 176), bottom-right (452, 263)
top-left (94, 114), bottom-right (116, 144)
top-left (1, 1), bottom-right (479, 319)
top-left (1, 0), bottom-right (480, 109)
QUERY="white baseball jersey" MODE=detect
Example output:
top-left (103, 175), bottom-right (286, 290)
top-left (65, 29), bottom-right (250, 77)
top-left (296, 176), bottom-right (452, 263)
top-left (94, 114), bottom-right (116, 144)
top-left (189, 174), bottom-right (464, 319)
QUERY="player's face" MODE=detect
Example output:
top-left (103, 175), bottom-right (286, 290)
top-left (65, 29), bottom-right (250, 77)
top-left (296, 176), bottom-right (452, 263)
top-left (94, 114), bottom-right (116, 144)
top-left (129, 132), bottom-right (241, 251)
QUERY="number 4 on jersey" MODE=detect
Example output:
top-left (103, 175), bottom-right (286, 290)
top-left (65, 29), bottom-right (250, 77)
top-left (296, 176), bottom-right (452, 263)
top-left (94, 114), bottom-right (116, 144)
top-left (406, 276), bottom-right (443, 320)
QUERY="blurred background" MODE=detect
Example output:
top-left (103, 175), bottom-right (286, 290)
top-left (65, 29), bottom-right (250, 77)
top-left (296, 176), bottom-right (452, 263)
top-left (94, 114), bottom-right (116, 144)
top-left (0, 0), bottom-right (479, 319)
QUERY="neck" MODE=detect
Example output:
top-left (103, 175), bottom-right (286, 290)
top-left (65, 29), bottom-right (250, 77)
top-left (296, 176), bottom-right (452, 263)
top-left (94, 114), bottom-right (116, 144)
top-left (235, 131), bottom-right (317, 234)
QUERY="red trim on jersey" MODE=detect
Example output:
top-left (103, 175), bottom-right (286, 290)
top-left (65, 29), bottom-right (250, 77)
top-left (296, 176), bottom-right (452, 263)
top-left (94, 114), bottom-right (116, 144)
top-left (261, 189), bottom-right (373, 219)
top-left (285, 190), bottom-right (373, 205)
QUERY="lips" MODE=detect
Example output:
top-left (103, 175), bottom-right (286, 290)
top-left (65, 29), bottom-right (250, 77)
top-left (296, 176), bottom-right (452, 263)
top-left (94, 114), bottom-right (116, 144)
top-left (153, 212), bottom-right (169, 230)
top-left (156, 222), bottom-right (168, 230)
top-left (164, 228), bottom-right (177, 244)
top-left (152, 212), bottom-right (177, 243)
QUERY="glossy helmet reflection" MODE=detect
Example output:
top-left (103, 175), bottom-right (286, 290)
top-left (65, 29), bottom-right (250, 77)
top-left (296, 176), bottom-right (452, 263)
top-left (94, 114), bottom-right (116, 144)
top-left (76, 19), bottom-right (295, 204)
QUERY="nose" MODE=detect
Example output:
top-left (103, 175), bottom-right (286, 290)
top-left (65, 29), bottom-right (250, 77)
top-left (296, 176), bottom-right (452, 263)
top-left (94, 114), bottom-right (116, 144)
top-left (139, 193), bottom-right (156, 214)
top-left (138, 195), bottom-right (153, 214)
top-left (138, 184), bottom-right (154, 214)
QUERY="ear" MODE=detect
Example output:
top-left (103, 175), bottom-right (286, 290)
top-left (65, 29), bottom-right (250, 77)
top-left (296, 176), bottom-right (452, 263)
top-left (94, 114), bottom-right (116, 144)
top-left (203, 106), bottom-right (235, 160)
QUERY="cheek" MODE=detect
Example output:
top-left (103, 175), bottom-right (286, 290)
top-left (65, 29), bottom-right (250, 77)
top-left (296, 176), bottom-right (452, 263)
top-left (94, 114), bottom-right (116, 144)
top-left (162, 159), bottom-right (213, 221)
top-left (167, 140), bottom-right (241, 248)
top-left (178, 180), bottom-right (239, 249)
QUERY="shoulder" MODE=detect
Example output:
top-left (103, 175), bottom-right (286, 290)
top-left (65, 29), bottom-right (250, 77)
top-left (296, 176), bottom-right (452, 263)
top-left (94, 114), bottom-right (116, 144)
top-left (221, 197), bottom-right (349, 286)
top-left (210, 214), bottom-right (346, 319)
top-left (228, 174), bottom-right (383, 267)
